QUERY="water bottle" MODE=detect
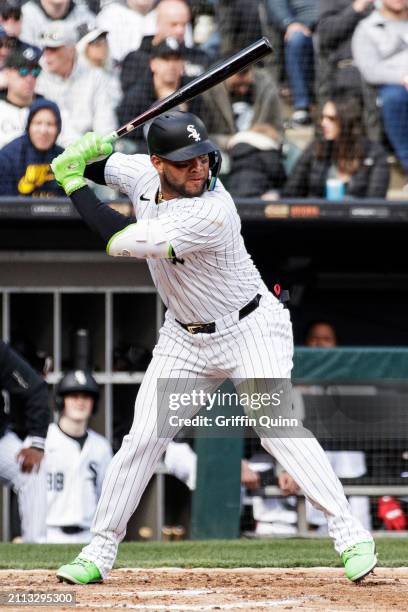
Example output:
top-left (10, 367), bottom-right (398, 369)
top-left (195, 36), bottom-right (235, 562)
top-left (325, 178), bottom-right (345, 201)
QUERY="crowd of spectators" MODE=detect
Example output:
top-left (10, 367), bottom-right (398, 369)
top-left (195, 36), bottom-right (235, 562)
top-left (0, 0), bottom-right (406, 199)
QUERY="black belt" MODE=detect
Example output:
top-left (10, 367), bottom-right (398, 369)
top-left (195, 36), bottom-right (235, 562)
top-left (176, 293), bottom-right (263, 335)
top-left (336, 59), bottom-right (355, 69)
top-left (60, 525), bottom-right (86, 534)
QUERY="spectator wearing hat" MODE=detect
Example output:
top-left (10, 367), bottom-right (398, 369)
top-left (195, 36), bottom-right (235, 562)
top-left (120, 0), bottom-right (209, 93)
top-left (35, 21), bottom-right (117, 147)
top-left (21, 0), bottom-right (95, 49)
top-left (0, 0), bottom-right (45, 88)
top-left (76, 27), bottom-right (120, 107)
top-left (0, 98), bottom-right (64, 196)
top-left (0, 44), bottom-right (42, 148)
top-left (96, 0), bottom-right (156, 64)
top-left (117, 38), bottom-right (204, 151)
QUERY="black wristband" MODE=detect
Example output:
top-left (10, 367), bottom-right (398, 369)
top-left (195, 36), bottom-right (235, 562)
top-left (84, 156), bottom-right (110, 185)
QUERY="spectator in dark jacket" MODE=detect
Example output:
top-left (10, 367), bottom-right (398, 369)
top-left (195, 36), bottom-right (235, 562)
top-left (266, 0), bottom-right (318, 125)
top-left (317, 0), bottom-right (374, 100)
top-left (228, 123), bottom-right (286, 198)
top-left (283, 96), bottom-right (390, 198)
top-left (216, 0), bottom-right (263, 56)
top-left (0, 97), bottom-right (64, 196)
top-left (117, 39), bottom-right (204, 152)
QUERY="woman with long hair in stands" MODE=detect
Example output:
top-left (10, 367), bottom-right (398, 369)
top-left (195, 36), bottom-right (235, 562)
top-left (283, 96), bottom-right (390, 199)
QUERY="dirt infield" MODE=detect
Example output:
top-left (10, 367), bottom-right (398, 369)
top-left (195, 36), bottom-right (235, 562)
top-left (1, 567), bottom-right (407, 611)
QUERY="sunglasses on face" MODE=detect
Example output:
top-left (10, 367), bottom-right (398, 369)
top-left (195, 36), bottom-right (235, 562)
top-left (17, 66), bottom-right (41, 77)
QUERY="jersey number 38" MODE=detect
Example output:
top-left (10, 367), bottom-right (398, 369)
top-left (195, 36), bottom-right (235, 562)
top-left (47, 472), bottom-right (64, 491)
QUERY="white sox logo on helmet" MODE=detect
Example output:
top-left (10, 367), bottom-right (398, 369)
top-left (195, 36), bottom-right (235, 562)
top-left (187, 125), bottom-right (201, 142)
top-left (74, 370), bottom-right (87, 385)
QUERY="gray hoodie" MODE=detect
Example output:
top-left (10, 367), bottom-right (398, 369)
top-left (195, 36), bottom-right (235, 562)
top-left (352, 9), bottom-right (408, 85)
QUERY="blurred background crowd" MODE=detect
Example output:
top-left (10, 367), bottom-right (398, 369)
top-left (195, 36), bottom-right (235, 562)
top-left (0, 0), bottom-right (407, 200)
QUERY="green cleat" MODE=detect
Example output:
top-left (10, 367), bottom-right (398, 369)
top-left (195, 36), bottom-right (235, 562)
top-left (56, 557), bottom-right (103, 585)
top-left (341, 541), bottom-right (377, 582)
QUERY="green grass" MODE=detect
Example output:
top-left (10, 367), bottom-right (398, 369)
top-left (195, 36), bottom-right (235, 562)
top-left (0, 539), bottom-right (407, 571)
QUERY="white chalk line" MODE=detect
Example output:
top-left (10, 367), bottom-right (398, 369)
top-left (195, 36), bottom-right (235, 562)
top-left (75, 595), bottom-right (318, 610)
top-left (91, 589), bottom-right (215, 597)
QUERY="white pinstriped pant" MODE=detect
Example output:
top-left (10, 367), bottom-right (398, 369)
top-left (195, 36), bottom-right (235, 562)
top-left (0, 430), bottom-right (47, 542)
top-left (82, 292), bottom-right (372, 577)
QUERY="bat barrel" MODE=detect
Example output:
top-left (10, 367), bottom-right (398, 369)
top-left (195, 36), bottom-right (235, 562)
top-left (105, 37), bottom-right (273, 144)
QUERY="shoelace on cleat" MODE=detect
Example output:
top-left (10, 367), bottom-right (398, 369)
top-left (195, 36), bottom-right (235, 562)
top-left (342, 545), bottom-right (358, 562)
top-left (342, 544), bottom-right (373, 563)
top-left (73, 558), bottom-right (93, 569)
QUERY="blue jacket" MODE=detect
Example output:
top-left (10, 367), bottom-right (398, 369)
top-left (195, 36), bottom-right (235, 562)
top-left (0, 98), bottom-right (64, 197)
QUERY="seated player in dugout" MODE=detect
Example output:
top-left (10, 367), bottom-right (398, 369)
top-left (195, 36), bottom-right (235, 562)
top-left (0, 98), bottom-right (64, 196)
top-left (51, 111), bottom-right (376, 585)
top-left (44, 370), bottom-right (112, 543)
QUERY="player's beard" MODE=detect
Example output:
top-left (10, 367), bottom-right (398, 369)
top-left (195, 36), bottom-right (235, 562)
top-left (161, 169), bottom-right (207, 198)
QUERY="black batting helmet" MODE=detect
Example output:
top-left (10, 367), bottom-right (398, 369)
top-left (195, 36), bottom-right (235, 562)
top-left (55, 370), bottom-right (99, 414)
top-left (146, 110), bottom-right (221, 190)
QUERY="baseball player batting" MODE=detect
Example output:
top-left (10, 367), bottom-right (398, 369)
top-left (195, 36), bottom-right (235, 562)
top-left (51, 111), bottom-right (376, 584)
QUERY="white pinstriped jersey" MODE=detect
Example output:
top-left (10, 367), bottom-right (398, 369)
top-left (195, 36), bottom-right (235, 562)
top-left (44, 424), bottom-right (112, 528)
top-left (80, 155), bottom-right (374, 578)
top-left (105, 153), bottom-right (268, 323)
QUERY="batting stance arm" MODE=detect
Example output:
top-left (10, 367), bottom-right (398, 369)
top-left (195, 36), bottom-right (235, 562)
top-left (71, 186), bottom-right (132, 243)
top-left (51, 135), bottom-right (132, 242)
top-left (71, 186), bottom-right (174, 259)
top-left (51, 134), bottom-right (175, 258)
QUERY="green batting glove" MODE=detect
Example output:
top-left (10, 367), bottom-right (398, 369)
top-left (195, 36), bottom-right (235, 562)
top-left (71, 132), bottom-right (113, 164)
top-left (51, 146), bottom-right (87, 196)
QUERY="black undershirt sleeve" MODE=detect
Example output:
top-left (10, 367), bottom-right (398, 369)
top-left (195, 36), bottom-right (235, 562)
top-left (71, 186), bottom-right (132, 244)
top-left (83, 157), bottom-right (110, 185)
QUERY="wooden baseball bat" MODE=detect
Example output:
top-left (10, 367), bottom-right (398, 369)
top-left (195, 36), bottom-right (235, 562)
top-left (103, 37), bottom-right (273, 144)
